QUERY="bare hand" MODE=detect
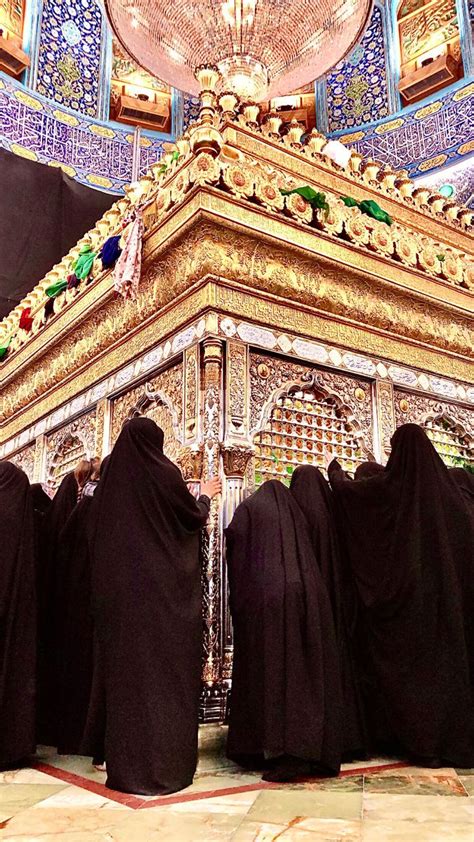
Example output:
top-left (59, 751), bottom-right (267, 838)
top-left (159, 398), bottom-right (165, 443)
top-left (323, 448), bottom-right (333, 469)
top-left (201, 476), bottom-right (222, 499)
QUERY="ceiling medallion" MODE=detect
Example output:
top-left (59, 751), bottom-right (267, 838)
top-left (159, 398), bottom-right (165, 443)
top-left (104, 0), bottom-right (372, 101)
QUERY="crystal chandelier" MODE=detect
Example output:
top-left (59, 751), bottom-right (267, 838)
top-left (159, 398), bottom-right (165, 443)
top-left (104, 0), bottom-right (372, 101)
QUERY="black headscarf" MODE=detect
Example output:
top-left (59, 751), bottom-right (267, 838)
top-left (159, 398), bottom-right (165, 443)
top-left (354, 462), bottom-right (385, 480)
top-left (0, 462), bottom-right (36, 765)
top-left (225, 480), bottom-right (342, 774)
top-left (329, 423), bottom-right (474, 767)
top-left (87, 417), bottom-right (210, 794)
top-left (449, 467), bottom-right (474, 502)
top-left (36, 471), bottom-right (79, 745)
top-left (290, 466), bottom-right (367, 759)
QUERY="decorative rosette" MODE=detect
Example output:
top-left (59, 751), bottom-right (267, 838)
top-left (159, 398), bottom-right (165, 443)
top-left (154, 187), bottom-right (172, 219)
top-left (369, 223), bottom-right (394, 256)
top-left (418, 244), bottom-right (440, 275)
top-left (255, 177), bottom-right (285, 211)
top-left (223, 163), bottom-right (255, 198)
top-left (344, 211), bottom-right (370, 245)
top-left (462, 260), bottom-right (474, 290)
top-left (443, 253), bottom-right (463, 285)
top-left (285, 192), bottom-right (313, 224)
top-left (170, 167), bottom-right (190, 204)
top-left (317, 202), bottom-right (344, 233)
top-left (394, 230), bottom-right (418, 266)
top-left (189, 153), bottom-right (220, 187)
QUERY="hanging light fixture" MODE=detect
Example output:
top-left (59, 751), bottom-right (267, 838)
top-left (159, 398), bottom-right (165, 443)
top-left (104, 0), bottom-right (372, 101)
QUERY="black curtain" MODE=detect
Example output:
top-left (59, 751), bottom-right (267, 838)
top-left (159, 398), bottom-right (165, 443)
top-left (0, 148), bottom-right (117, 317)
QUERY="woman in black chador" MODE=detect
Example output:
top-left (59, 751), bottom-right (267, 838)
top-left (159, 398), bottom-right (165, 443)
top-left (290, 466), bottom-right (367, 760)
top-left (354, 461), bottom-right (384, 480)
top-left (0, 462), bottom-right (36, 767)
top-left (87, 417), bottom-right (220, 795)
top-left (36, 471), bottom-right (78, 745)
top-left (55, 460), bottom-right (102, 755)
top-left (225, 480), bottom-right (342, 782)
top-left (329, 424), bottom-right (474, 768)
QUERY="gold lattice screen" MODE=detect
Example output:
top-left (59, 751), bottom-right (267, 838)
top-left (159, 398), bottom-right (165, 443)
top-left (253, 384), bottom-right (364, 488)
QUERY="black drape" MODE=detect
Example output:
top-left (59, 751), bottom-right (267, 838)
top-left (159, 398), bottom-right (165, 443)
top-left (36, 472), bottom-right (78, 745)
top-left (0, 462), bottom-right (36, 765)
top-left (87, 418), bottom-right (210, 795)
top-left (449, 467), bottom-right (474, 502)
top-left (329, 424), bottom-right (474, 767)
top-left (225, 480), bottom-right (342, 773)
top-left (290, 466), bottom-right (367, 759)
top-left (0, 148), bottom-right (115, 317)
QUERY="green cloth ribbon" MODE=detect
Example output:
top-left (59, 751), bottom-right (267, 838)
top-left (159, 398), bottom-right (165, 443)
top-left (73, 244), bottom-right (96, 280)
top-left (45, 279), bottom-right (68, 298)
top-left (0, 337), bottom-right (11, 360)
top-left (280, 186), bottom-right (329, 213)
top-left (342, 196), bottom-right (392, 226)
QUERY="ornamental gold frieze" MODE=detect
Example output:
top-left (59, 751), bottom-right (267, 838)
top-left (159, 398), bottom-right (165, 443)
top-left (214, 285), bottom-right (474, 383)
top-left (0, 284), bottom-right (212, 443)
top-left (1, 142), bottom-right (472, 373)
top-left (222, 124), bottom-right (473, 251)
top-left (170, 221), bottom-right (473, 360)
top-left (1, 214), bottom-right (473, 439)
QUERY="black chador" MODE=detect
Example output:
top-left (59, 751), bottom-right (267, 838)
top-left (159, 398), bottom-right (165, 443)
top-left (290, 466), bottom-right (367, 759)
top-left (329, 424), bottom-right (474, 768)
top-left (0, 463), bottom-right (36, 766)
top-left (87, 418), bottom-right (211, 795)
top-left (55, 488), bottom-right (99, 755)
top-left (36, 472), bottom-right (78, 745)
top-left (225, 480), bottom-right (342, 781)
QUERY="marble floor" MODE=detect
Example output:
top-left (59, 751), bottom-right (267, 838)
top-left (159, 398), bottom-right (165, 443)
top-left (0, 727), bottom-right (472, 840)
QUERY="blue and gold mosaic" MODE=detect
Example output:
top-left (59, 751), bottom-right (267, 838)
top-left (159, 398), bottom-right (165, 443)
top-left (325, 5), bottom-right (390, 132)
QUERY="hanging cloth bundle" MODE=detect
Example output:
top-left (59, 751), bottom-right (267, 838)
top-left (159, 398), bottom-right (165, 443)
top-left (0, 337), bottom-right (11, 360)
top-left (113, 210), bottom-right (144, 301)
top-left (342, 197), bottom-right (392, 226)
top-left (44, 298), bottom-right (55, 320)
top-left (99, 235), bottom-right (122, 270)
top-left (73, 244), bottom-right (96, 281)
top-left (19, 308), bottom-right (34, 331)
top-left (67, 273), bottom-right (81, 289)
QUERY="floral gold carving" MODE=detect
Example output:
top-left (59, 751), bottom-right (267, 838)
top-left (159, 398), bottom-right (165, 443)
top-left (184, 346), bottom-right (199, 442)
top-left (226, 341), bottom-right (248, 439)
top-left (221, 444), bottom-right (253, 477)
top-left (45, 412), bottom-right (96, 488)
top-left (374, 380), bottom-right (396, 457)
top-left (8, 444), bottom-right (36, 481)
top-left (177, 445), bottom-right (204, 480)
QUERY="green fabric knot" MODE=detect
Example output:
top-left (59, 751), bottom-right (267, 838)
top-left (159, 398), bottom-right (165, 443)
top-left (342, 196), bottom-right (392, 226)
top-left (45, 279), bottom-right (68, 298)
top-left (280, 186), bottom-right (329, 213)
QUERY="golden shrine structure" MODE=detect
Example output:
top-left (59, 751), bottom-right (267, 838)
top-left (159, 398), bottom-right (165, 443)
top-left (1, 71), bottom-right (473, 720)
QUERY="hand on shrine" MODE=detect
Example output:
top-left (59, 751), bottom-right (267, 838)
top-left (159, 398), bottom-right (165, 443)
top-left (201, 476), bottom-right (222, 499)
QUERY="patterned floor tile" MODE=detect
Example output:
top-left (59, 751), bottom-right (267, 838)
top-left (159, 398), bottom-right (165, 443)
top-left (247, 790), bottom-right (363, 822)
top-left (458, 777), bottom-right (474, 796)
top-left (110, 808), bottom-right (243, 840)
top-left (362, 820), bottom-right (474, 841)
top-left (272, 775), bottom-right (363, 793)
top-left (363, 793), bottom-right (474, 823)
top-left (0, 783), bottom-right (67, 822)
top-left (0, 806), bottom-right (131, 838)
top-left (363, 773), bottom-right (468, 796)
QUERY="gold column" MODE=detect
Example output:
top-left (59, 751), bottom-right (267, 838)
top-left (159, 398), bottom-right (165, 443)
top-left (374, 380), bottom-right (396, 462)
top-left (220, 445), bottom-right (253, 685)
top-left (200, 338), bottom-right (224, 718)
